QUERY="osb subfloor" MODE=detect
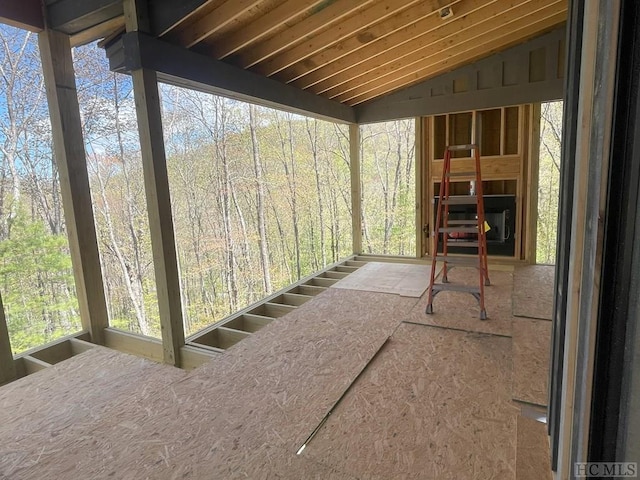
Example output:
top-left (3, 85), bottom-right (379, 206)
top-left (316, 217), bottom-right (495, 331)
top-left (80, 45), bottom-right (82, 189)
top-left (0, 263), bottom-right (555, 480)
top-left (513, 265), bottom-right (555, 320)
top-left (512, 319), bottom-right (552, 406)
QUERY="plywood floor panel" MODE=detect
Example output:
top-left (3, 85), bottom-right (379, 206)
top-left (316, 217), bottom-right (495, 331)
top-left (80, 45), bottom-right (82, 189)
top-left (513, 265), bottom-right (555, 320)
top-left (331, 261), bottom-right (432, 297)
top-left (406, 267), bottom-right (515, 337)
top-left (512, 318), bottom-right (552, 405)
top-left (0, 347), bottom-right (186, 479)
top-left (8, 289), bottom-right (418, 479)
top-left (305, 322), bottom-right (518, 480)
top-left (516, 416), bottom-right (552, 480)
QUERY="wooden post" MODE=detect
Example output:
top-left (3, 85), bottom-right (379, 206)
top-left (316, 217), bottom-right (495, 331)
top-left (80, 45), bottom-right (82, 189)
top-left (125, 0), bottom-right (185, 366)
top-left (0, 292), bottom-right (16, 384)
top-left (525, 103), bottom-right (541, 263)
top-left (349, 123), bottom-right (362, 255)
top-left (414, 117), bottom-right (423, 258)
top-left (38, 29), bottom-right (109, 345)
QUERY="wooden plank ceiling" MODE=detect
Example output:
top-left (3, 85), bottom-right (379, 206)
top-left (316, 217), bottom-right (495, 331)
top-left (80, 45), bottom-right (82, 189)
top-left (155, 0), bottom-right (568, 106)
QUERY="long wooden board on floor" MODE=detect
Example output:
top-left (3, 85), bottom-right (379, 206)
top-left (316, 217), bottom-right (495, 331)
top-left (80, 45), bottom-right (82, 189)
top-left (512, 318), bottom-right (552, 406)
top-left (406, 267), bottom-right (515, 337)
top-left (303, 322), bottom-right (518, 479)
top-left (513, 265), bottom-right (555, 320)
top-left (331, 261), bottom-right (432, 297)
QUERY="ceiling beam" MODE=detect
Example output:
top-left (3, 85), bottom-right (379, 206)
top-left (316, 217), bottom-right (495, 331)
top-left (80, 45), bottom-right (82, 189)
top-left (70, 15), bottom-right (124, 47)
top-left (327, 0), bottom-right (566, 101)
top-left (355, 26), bottom-right (565, 123)
top-left (0, 0), bottom-right (44, 32)
top-left (348, 10), bottom-right (567, 105)
top-left (255, 0), bottom-right (424, 77)
top-left (290, 0), bottom-right (491, 91)
top-left (149, 0), bottom-right (209, 36)
top-left (117, 31), bottom-right (355, 123)
top-left (279, 0), bottom-right (463, 86)
top-left (208, 0), bottom-right (327, 59)
top-left (316, 0), bottom-right (556, 99)
top-left (168, 0), bottom-right (262, 49)
top-left (235, 0), bottom-right (375, 69)
top-left (46, 0), bottom-right (122, 35)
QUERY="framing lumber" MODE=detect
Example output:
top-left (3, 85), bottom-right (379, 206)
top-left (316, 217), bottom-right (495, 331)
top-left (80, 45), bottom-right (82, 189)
top-left (113, 31), bottom-right (355, 123)
top-left (0, 293), bottom-right (16, 384)
top-left (70, 15), bottom-right (125, 47)
top-left (150, 0), bottom-right (210, 36)
top-left (356, 27), bottom-right (565, 123)
top-left (125, 0), bottom-right (186, 366)
top-left (255, 0), bottom-right (423, 77)
top-left (301, 0), bottom-right (504, 95)
top-left (235, 0), bottom-right (375, 69)
top-left (38, 29), bottom-right (109, 345)
top-left (46, 0), bottom-right (122, 35)
top-left (350, 123), bottom-right (362, 255)
top-left (525, 104), bottom-right (541, 263)
top-left (335, 1), bottom-right (567, 103)
top-left (285, 0), bottom-right (466, 87)
top-left (130, 68), bottom-right (185, 366)
top-left (209, 0), bottom-right (327, 59)
top-left (0, 0), bottom-right (43, 32)
top-left (171, 0), bottom-right (262, 48)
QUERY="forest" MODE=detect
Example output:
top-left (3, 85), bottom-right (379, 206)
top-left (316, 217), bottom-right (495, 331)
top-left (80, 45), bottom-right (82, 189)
top-left (0, 26), bottom-right (416, 352)
top-left (0, 26), bottom-right (561, 355)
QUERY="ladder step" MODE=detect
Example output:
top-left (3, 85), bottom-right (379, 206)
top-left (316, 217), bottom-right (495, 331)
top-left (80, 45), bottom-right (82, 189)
top-left (446, 144), bottom-right (477, 151)
top-left (446, 220), bottom-right (478, 225)
top-left (442, 196), bottom-right (478, 205)
top-left (431, 283), bottom-right (480, 294)
top-left (440, 227), bottom-right (478, 233)
top-left (445, 171), bottom-right (477, 178)
top-left (444, 241), bottom-right (479, 247)
top-left (434, 256), bottom-right (480, 266)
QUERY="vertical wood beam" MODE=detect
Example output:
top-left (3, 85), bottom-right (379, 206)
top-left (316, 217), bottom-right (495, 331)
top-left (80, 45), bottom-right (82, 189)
top-left (525, 103), bottom-right (541, 263)
top-left (130, 68), bottom-right (185, 366)
top-left (125, 0), bottom-right (185, 366)
top-left (0, 292), bottom-right (16, 384)
top-left (414, 117), bottom-right (423, 258)
top-left (349, 123), bottom-right (362, 255)
top-left (39, 29), bottom-right (109, 345)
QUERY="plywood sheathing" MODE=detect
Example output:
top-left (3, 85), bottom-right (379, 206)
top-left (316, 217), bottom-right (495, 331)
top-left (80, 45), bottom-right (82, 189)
top-left (331, 261), bottom-right (432, 297)
top-left (304, 322), bottom-right (519, 480)
top-left (8, 288), bottom-right (418, 479)
top-left (512, 318), bottom-right (552, 406)
top-left (515, 416), bottom-right (552, 480)
top-left (513, 265), bottom-right (555, 320)
top-left (0, 347), bottom-right (186, 479)
top-left (407, 267), bottom-right (515, 337)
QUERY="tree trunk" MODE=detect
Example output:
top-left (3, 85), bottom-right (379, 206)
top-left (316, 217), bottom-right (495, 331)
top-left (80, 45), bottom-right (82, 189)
top-left (249, 105), bottom-right (272, 293)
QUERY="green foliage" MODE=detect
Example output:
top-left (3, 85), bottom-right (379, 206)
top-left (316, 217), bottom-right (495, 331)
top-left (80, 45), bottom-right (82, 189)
top-left (537, 102), bottom-right (563, 265)
top-left (0, 211), bottom-right (80, 354)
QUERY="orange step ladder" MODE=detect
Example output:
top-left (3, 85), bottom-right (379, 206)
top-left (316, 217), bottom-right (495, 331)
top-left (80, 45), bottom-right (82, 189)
top-left (425, 143), bottom-right (490, 320)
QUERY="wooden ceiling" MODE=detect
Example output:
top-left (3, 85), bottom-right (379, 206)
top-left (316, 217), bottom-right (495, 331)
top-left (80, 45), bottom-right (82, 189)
top-left (155, 0), bottom-right (568, 106)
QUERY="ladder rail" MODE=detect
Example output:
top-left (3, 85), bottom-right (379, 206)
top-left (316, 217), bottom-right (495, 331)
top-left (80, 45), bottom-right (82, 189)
top-left (426, 143), bottom-right (490, 319)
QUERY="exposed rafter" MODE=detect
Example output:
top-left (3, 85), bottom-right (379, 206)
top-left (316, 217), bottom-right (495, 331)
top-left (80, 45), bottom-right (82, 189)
top-left (46, 0), bottom-right (122, 35)
top-left (0, 0), bottom-right (44, 32)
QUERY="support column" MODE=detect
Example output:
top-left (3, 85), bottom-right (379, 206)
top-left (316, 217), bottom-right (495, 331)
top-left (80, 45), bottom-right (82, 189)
top-left (39, 29), bottom-right (109, 345)
top-left (349, 123), bottom-right (362, 255)
top-left (0, 293), bottom-right (16, 384)
top-left (125, 0), bottom-right (185, 366)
